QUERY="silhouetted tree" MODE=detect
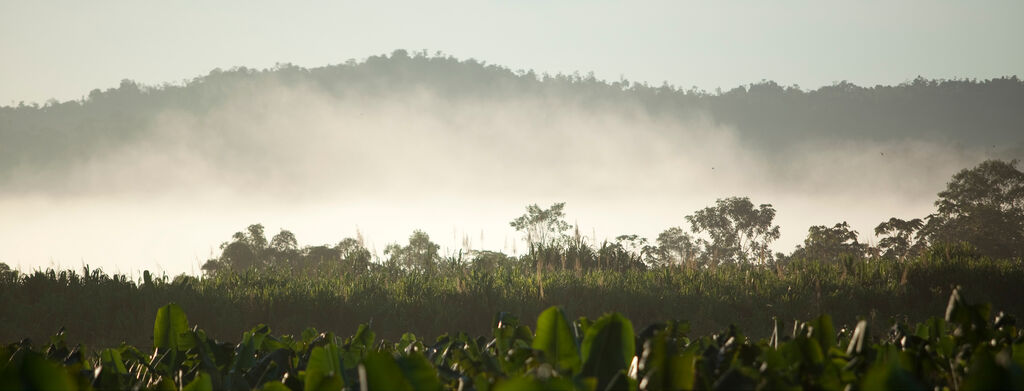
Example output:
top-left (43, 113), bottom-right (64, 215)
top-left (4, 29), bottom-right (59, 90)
top-left (653, 226), bottom-right (698, 268)
top-left (510, 202), bottom-right (571, 248)
top-left (686, 197), bottom-right (780, 265)
top-left (874, 217), bottom-right (925, 260)
top-left (384, 230), bottom-right (440, 272)
top-left (920, 159), bottom-right (1024, 259)
top-left (336, 237), bottom-right (372, 273)
top-left (269, 229), bottom-right (299, 265)
top-left (790, 222), bottom-right (868, 261)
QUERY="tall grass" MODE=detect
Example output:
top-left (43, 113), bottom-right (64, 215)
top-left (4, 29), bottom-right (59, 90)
top-left (1, 253), bottom-right (1020, 348)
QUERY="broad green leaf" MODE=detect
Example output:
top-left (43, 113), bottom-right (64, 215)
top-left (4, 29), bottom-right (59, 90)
top-left (493, 376), bottom-right (576, 391)
top-left (581, 312), bottom-right (635, 391)
top-left (532, 306), bottom-right (581, 373)
top-left (153, 303), bottom-right (193, 351)
top-left (395, 352), bottom-right (443, 391)
top-left (260, 381), bottom-right (292, 391)
top-left (711, 367), bottom-right (757, 390)
top-left (305, 345), bottom-right (344, 391)
top-left (183, 372), bottom-right (213, 391)
top-left (962, 348), bottom-right (1024, 391)
top-left (352, 323), bottom-right (376, 349)
top-left (359, 351), bottom-right (443, 391)
top-left (861, 359), bottom-right (925, 391)
top-left (639, 334), bottom-right (697, 391)
top-left (360, 352), bottom-right (414, 391)
top-left (807, 314), bottom-right (835, 352)
top-left (99, 348), bottom-right (127, 375)
top-left (0, 351), bottom-right (77, 391)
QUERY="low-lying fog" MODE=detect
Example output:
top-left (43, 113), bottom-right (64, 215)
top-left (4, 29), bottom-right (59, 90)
top-left (0, 80), bottom-right (1007, 275)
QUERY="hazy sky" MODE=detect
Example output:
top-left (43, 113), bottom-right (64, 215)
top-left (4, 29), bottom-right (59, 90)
top-left (2, 0), bottom-right (1023, 105)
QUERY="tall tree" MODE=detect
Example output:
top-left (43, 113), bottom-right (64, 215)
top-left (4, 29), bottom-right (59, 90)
top-left (921, 159), bottom-right (1024, 259)
top-left (685, 197), bottom-right (780, 265)
top-left (653, 227), bottom-right (698, 268)
top-left (510, 202), bottom-right (571, 248)
top-left (791, 222), bottom-right (867, 261)
top-left (874, 218), bottom-right (925, 260)
top-left (384, 230), bottom-right (440, 272)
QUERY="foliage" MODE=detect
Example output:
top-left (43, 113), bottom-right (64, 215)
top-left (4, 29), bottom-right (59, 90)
top-left (2, 252), bottom-right (1022, 352)
top-left (3, 53), bottom-right (1021, 182)
top-left (874, 217), bottom-right (926, 260)
top-left (685, 197), bottom-right (780, 266)
top-left (510, 202), bottom-right (572, 248)
top-left (922, 159), bottom-right (1024, 259)
top-left (202, 227), bottom-right (372, 277)
top-left (789, 222), bottom-right (868, 262)
top-left (384, 230), bottom-right (441, 272)
top-left (2, 289), bottom-right (1022, 390)
top-left (651, 227), bottom-right (697, 269)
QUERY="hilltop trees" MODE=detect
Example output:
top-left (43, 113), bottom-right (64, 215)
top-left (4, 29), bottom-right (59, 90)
top-left (4, 50), bottom-right (1020, 195)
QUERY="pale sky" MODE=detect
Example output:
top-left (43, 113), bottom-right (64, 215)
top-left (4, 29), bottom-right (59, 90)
top-left (2, 0), bottom-right (1022, 105)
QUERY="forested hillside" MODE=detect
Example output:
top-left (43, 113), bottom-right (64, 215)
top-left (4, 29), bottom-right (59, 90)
top-left (3, 50), bottom-right (1022, 189)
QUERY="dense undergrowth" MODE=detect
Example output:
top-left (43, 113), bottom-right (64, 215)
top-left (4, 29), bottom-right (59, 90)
top-left (1, 252), bottom-right (1021, 349)
top-left (2, 287), bottom-right (1022, 390)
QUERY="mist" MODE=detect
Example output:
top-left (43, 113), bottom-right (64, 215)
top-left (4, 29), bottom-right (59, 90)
top-left (0, 63), bottom-right (1015, 276)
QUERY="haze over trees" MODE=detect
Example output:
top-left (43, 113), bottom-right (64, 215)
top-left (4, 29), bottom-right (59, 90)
top-left (1, 50), bottom-right (1022, 193)
top-left (185, 159), bottom-right (1024, 277)
top-left (2, 51), bottom-right (1021, 273)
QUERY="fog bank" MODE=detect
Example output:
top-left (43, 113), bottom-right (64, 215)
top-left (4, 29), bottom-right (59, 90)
top-left (0, 76), bottom-right (1012, 275)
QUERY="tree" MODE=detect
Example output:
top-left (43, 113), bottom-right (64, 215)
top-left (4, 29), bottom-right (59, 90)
top-left (685, 197), bottom-right (780, 265)
top-left (302, 245), bottom-right (341, 270)
top-left (246, 224), bottom-right (268, 254)
top-left (384, 230), bottom-right (440, 271)
top-left (874, 217), bottom-right (925, 260)
top-left (336, 237), bottom-right (372, 272)
top-left (269, 229), bottom-right (299, 265)
top-left (790, 222), bottom-right (867, 261)
top-left (653, 227), bottom-right (698, 268)
top-left (201, 223), bottom-right (270, 274)
top-left (219, 237), bottom-right (258, 272)
top-left (510, 202), bottom-right (571, 248)
top-left (921, 159), bottom-right (1024, 259)
top-left (596, 236), bottom-right (648, 272)
top-left (270, 229), bottom-right (298, 253)
top-left (0, 262), bottom-right (17, 284)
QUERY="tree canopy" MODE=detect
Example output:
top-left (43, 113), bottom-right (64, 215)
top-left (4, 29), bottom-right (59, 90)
top-left (921, 159), bottom-right (1024, 259)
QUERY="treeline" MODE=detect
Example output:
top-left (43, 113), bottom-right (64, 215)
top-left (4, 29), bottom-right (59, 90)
top-left (2, 49), bottom-right (1022, 180)
top-left (191, 159), bottom-right (1024, 277)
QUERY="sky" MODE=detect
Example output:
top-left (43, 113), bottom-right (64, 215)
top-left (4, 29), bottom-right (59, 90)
top-left (2, 1), bottom-right (1023, 105)
top-left (0, 1), bottom-right (1021, 275)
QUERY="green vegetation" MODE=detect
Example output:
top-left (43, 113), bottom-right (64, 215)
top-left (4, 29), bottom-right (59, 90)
top-left (0, 154), bottom-right (1021, 389)
top-left (2, 249), bottom-right (1022, 352)
top-left (2, 288), bottom-right (1022, 390)
top-left (1, 159), bottom-right (1022, 349)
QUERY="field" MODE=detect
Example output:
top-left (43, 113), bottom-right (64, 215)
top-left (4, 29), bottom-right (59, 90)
top-left (2, 249), bottom-right (1024, 389)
